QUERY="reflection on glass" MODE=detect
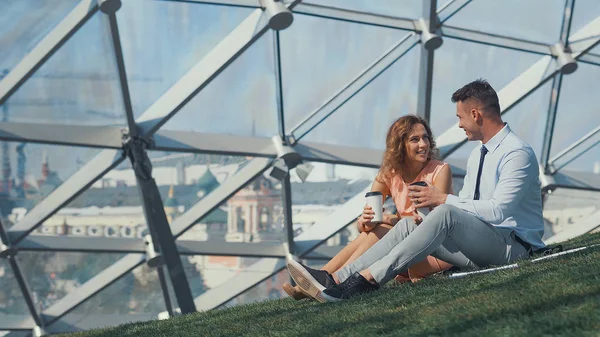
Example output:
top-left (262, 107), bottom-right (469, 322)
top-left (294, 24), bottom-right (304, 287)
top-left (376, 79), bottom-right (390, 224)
top-left (281, 14), bottom-right (407, 137)
top-left (0, 0), bottom-right (79, 72)
top-left (0, 142), bottom-right (100, 229)
top-left (443, 0), bottom-right (564, 44)
top-left (430, 37), bottom-right (541, 137)
top-left (17, 252), bottom-right (125, 311)
top-left (569, 0), bottom-right (600, 39)
top-left (179, 172), bottom-right (283, 243)
top-left (161, 33), bottom-right (278, 137)
top-left (4, 14), bottom-right (126, 126)
top-left (116, 0), bottom-right (254, 118)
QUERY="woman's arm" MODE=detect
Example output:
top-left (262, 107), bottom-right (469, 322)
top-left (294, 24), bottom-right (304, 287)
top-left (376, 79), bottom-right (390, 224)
top-left (358, 172), bottom-right (393, 232)
top-left (432, 164), bottom-right (453, 195)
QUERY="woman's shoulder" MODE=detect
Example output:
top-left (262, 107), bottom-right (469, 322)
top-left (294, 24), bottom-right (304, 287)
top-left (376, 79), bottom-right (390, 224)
top-left (420, 159), bottom-right (449, 180)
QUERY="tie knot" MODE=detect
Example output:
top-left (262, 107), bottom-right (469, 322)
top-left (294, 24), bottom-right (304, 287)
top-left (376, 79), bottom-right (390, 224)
top-left (481, 145), bottom-right (488, 155)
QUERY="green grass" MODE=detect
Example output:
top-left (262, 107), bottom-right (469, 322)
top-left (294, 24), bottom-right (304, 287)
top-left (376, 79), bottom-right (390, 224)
top-left (62, 232), bottom-right (600, 337)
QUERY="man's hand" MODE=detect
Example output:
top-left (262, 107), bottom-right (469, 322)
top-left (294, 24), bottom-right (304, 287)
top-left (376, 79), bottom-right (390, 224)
top-left (408, 184), bottom-right (448, 209)
top-left (413, 212), bottom-right (423, 225)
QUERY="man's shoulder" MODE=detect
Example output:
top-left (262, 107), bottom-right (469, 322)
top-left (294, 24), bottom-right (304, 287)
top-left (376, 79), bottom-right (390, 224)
top-left (500, 131), bottom-right (536, 155)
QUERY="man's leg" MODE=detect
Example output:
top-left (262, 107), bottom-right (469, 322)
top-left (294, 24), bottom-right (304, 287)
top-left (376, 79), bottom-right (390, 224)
top-left (367, 204), bottom-right (526, 285)
top-left (335, 217), bottom-right (418, 283)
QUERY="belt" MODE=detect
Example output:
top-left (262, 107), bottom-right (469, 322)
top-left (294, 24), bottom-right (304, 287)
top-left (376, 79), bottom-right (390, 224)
top-left (513, 235), bottom-right (533, 256)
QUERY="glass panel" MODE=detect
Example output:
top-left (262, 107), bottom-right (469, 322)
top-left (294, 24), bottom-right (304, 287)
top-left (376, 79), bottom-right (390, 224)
top-left (57, 264), bottom-right (165, 332)
top-left (281, 14), bottom-right (409, 136)
top-left (430, 37), bottom-right (542, 137)
top-left (569, 0), bottom-right (600, 40)
top-left (161, 33), bottom-right (278, 138)
top-left (551, 62), bottom-right (600, 172)
top-left (0, 142), bottom-right (101, 229)
top-left (17, 252), bottom-right (125, 310)
top-left (300, 45), bottom-right (419, 149)
top-left (116, 0), bottom-right (254, 118)
top-left (178, 173), bottom-right (284, 243)
top-left (501, 80), bottom-right (553, 156)
top-left (443, 0), bottom-right (564, 44)
top-left (0, 0), bottom-right (80, 72)
top-left (302, 0), bottom-right (422, 19)
top-left (0, 259), bottom-right (31, 315)
top-left (5, 13), bottom-right (126, 126)
top-left (219, 268), bottom-right (289, 308)
top-left (543, 188), bottom-right (600, 240)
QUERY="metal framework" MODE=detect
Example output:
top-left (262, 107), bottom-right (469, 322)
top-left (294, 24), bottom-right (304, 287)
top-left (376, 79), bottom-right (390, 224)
top-left (0, 0), bottom-right (599, 334)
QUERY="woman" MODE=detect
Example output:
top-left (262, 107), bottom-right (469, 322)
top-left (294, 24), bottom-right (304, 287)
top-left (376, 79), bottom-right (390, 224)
top-left (283, 115), bottom-right (453, 300)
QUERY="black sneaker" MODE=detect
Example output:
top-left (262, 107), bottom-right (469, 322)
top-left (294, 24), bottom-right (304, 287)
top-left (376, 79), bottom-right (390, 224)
top-left (321, 272), bottom-right (380, 302)
top-left (287, 260), bottom-right (336, 303)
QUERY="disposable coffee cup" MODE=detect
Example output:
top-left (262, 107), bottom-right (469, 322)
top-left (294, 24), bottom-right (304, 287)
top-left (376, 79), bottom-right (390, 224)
top-left (365, 191), bottom-right (383, 223)
top-left (409, 181), bottom-right (430, 220)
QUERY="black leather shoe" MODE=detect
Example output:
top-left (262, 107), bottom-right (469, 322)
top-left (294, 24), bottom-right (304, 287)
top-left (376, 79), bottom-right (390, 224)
top-left (287, 259), bottom-right (336, 303)
top-left (321, 272), bottom-right (380, 302)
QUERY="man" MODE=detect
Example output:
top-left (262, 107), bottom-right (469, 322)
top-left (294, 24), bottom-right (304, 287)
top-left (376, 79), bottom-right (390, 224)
top-left (287, 79), bottom-right (545, 302)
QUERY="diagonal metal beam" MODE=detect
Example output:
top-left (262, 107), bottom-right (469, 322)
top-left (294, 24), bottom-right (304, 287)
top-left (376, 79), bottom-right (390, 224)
top-left (578, 52), bottom-right (600, 67)
top-left (155, 0), bottom-right (260, 9)
top-left (42, 254), bottom-right (145, 326)
top-left (134, 9), bottom-right (268, 136)
top-left (291, 2), bottom-right (415, 31)
top-left (441, 25), bottom-right (552, 55)
top-left (8, 150), bottom-right (125, 244)
top-left (171, 157), bottom-right (272, 238)
top-left (152, 129), bottom-right (276, 157)
top-left (0, 121), bottom-right (123, 149)
top-left (548, 125), bottom-right (600, 174)
top-left (0, 0), bottom-right (98, 106)
top-left (289, 32), bottom-right (419, 140)
top-left (436, 0), bottom-right (473, 25)
top-left (135, 0), bottom-right (303, 137)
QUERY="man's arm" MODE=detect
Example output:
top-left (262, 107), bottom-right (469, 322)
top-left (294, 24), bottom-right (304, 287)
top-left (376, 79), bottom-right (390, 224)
top-left (445, 149), bottom-right (536, 223)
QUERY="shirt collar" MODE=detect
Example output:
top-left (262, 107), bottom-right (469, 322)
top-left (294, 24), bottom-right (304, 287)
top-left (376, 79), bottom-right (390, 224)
top-left (482, 123), bottom-right (510, 154)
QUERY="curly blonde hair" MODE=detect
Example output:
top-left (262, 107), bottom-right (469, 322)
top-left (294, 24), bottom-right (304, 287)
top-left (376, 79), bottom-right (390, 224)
top-left (377, 115), bottom-right (439, 184)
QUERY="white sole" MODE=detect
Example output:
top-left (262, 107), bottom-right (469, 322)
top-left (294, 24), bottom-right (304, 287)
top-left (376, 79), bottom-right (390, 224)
top-left (286, 260), bottom-right (330, 303)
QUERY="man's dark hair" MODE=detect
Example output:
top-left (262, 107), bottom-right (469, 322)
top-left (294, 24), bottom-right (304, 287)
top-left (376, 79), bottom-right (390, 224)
top-left (451, 79), bottom-right (501, 116)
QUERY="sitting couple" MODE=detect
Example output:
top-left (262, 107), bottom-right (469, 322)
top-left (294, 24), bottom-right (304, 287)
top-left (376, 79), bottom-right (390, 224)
top-left (284, 79), bottom-right (545, 302)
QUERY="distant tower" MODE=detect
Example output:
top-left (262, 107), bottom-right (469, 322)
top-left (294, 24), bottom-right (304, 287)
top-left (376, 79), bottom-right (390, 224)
top-left (15, 143), bottom-right (26, 199)
top-left (176, 160), bottom-right (186, 185)
top-left (326, 163), bottom-right (336, 181)
top-left (164, 184), bottom-right (180, 223)
top-left (1, 104), bottom-right (10, 193)
top-left (41, 151), bottom-right (49, 182)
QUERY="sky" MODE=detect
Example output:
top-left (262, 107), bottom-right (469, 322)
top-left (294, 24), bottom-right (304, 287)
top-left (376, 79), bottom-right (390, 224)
top-left (0, 0), bottom-right (599, 183)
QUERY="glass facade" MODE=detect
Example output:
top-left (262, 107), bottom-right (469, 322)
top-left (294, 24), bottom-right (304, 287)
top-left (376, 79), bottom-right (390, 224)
top-left (0, 0), bottom-right (599, 333)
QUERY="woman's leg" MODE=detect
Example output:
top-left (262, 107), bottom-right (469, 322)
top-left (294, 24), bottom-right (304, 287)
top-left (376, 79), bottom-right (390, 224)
top-left (320, 231), bottom-right (370, 273)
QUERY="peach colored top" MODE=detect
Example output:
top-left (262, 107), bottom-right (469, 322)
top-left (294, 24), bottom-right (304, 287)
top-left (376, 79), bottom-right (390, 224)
top-left (387, 160), bottom-right (449, 218)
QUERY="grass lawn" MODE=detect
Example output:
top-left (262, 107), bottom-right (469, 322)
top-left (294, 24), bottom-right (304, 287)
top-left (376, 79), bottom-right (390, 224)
top-left (61, 232), bottom-right (600, 337)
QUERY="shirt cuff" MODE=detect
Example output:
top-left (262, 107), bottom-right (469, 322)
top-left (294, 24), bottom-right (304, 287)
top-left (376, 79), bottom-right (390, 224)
top-left (445, 194), bottom-right (460, 206)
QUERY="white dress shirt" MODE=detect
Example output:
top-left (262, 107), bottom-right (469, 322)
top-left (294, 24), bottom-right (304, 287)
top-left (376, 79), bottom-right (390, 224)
top-left (446, 124), bottom-right (545, 249)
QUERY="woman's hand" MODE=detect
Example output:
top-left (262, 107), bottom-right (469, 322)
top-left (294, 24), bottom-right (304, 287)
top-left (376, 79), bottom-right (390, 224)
top-left (357, 206), bottom-right (377, 232)
top-left (382, 211), bottom-right (399, 226)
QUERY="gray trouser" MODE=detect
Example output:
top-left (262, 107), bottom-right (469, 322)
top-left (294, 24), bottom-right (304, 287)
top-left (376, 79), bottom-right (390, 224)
top-left (336, 204), bottom-right (531, 285)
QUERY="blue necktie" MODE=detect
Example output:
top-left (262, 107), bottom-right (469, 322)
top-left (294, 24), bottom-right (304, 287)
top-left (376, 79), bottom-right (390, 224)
top-left (474, 145), bottom-right (488, 200)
